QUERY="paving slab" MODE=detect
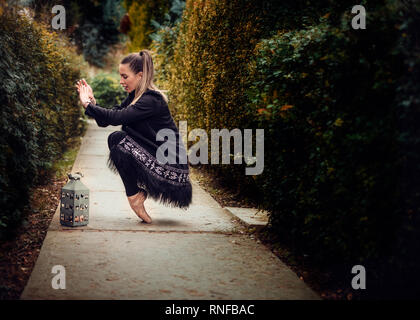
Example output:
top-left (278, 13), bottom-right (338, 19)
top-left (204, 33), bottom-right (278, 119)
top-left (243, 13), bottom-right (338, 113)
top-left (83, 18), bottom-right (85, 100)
top-left (49, 197), bottom-right (238, 232)
top-left (73, 154), bottom-right (109, 170)
top-left (72, 168), bottom-right (126, 192)
top-left (78, 141), bottom-right (110, 156)
top-left (21, 120), bottom-right (320, 300)
top-left (21, 232), bottom-right (319, 300)
top-left (81, 126), bottom-right (119, 139)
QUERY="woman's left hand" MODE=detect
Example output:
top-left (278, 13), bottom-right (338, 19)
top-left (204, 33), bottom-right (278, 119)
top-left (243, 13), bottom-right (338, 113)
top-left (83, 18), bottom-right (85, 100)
top-left (78, 84), bottom-right (91, 109)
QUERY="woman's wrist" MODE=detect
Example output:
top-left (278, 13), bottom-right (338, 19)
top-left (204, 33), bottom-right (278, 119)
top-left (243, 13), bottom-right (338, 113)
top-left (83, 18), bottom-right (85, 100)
top-left (82, 99), bottom-right (92, 109)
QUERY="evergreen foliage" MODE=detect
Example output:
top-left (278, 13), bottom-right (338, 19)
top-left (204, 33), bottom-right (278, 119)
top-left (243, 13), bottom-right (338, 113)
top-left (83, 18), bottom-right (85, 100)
top-left (0, 5), bottom-right (86, 238)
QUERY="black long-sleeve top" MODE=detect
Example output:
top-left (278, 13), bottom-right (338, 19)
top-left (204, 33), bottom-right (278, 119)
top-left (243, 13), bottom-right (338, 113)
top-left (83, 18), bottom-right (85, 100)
top-left (84, 89), bottom-right (187, 165)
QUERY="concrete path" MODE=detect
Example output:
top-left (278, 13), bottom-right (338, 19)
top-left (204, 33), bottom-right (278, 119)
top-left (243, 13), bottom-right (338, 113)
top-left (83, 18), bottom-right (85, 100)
top-left (21, 120), bottom-right (319, 300)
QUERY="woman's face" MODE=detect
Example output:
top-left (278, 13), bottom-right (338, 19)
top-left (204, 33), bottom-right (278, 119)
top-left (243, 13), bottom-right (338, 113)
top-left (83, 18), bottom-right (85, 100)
top-left (119, 63), bottom-right (142, 93)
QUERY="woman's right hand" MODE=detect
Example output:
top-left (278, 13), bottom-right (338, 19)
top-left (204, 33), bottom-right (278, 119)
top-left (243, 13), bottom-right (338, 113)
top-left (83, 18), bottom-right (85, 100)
top-left (76, 79), bottom-right (96, 104)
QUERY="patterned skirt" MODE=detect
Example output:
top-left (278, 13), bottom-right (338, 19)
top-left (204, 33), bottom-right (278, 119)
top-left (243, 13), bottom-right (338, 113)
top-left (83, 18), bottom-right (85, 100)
top-left (107, 131), bottom-right (192, 209)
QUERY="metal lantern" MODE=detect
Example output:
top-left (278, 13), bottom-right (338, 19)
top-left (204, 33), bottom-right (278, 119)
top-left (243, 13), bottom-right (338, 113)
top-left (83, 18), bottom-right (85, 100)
top-left (60, 172), bottom-right (89, 227)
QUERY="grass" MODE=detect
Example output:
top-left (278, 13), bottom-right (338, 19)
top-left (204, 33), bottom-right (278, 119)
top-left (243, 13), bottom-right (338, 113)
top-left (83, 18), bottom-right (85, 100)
top-left (52, 136), bottom-right (83, 180)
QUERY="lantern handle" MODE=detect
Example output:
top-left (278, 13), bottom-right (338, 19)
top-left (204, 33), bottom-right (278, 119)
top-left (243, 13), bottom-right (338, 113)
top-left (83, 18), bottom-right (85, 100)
top-left (67, 172), bottom-right (84, 180)
top-left (75, 171), bottom-right (84, 177)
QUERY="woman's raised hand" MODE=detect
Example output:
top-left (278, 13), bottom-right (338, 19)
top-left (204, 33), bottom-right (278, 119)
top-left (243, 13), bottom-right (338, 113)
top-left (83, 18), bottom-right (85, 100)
top-left (78, 84), bottom-right (90, 109)
top-left (76, 79), bottom-right (96, 104)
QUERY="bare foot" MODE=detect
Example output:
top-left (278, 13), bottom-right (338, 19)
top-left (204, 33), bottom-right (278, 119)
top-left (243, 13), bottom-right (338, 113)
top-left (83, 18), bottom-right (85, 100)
top-left (127, 191), bottom-right (152, 223)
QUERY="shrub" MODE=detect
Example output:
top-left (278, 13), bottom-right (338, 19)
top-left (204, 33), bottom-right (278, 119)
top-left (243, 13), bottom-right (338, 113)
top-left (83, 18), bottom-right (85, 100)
top-left (89, 73), bottom-right (127, 108)
top-left (247, 5), bottom-right (405, 263)
top-left (0, 7), bottom-right (86, 239)
top-left (124, 0), bottom-right (172, 51)
top-left (166, 0), bottom-right (414, 265)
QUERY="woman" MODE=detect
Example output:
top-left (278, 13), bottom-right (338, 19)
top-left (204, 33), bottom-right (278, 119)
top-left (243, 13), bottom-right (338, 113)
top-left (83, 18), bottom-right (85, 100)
top-left (76, 49), bottom-right (192, 224)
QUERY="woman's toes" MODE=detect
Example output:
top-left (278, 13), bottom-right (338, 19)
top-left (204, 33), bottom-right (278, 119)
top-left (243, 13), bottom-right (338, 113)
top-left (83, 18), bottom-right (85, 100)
top-left (137, 207), bottom-right (152, 223)
top-left (127, 193), bottom-right (152, 223)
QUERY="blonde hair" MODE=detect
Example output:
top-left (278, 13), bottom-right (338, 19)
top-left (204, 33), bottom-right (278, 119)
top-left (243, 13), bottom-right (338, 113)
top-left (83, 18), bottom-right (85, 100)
top-left (120, 49), bottom-right (168, 105)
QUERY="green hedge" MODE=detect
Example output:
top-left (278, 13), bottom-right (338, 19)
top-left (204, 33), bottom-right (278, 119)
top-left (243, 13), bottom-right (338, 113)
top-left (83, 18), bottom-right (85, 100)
top-left (248, 8), bottom-right (404, 262)
top-left (387, 0), bottom-right (420, 296)
top-left (164, 0), bottom-right (271, 195)
top-left (0, 8), bottom-right (86, 238)
top-left (160, 0), bottom-right (418, 271)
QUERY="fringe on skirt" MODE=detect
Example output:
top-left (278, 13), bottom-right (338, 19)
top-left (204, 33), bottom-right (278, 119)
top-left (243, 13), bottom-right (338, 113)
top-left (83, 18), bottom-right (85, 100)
top-left (107, 134), bottom-right (192, 209)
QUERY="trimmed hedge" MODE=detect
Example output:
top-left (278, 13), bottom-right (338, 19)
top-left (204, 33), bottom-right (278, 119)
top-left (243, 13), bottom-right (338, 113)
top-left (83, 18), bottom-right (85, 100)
top-left (0, 8), bottom-right (86, 238)
top-left (158, 0), bottom-right (419, 280)
top-left (248, 8), bottom-right (404, 262)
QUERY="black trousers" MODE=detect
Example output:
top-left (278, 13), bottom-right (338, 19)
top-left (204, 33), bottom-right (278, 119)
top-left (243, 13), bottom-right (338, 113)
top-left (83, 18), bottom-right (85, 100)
top-left (107, 131), bottom-right (140, 197)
